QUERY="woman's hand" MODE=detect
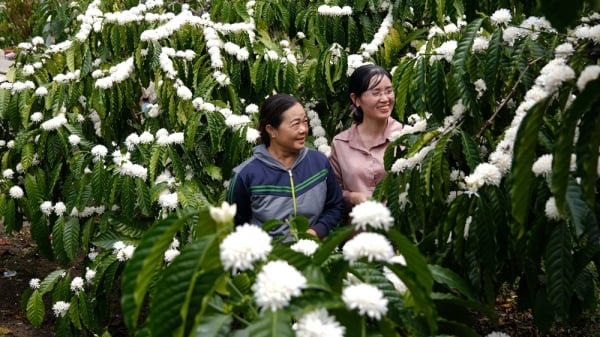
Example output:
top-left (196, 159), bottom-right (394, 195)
top-left (350, 192), bottom-right (370, 205)
top-left (306, 228), bottom-right (318, 237)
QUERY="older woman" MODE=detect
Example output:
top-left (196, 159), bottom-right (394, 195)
top-left (227, 93), bottom-right (343, 239)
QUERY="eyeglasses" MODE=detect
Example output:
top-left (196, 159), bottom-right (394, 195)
top-left (366, 88), bottom-right (395, 98)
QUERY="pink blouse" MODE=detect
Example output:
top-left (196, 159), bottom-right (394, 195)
top-left (329, 117), bottom-right (403, 207)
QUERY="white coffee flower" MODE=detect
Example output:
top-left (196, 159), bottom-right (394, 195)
top-left (532, 154), bottom-right (553, 177)
top-left (30, 112), bottom-right (44, 122)
top-left (252, 260), bottom-right (307, 311)
top-left (85, 268), bottom-right (96, 283)
top-left (29, 278), bottom-right (41, 289)
top-left (545, 197), bottom-right (560, 220)
top-left (342, 283), bottom-right (388, 320)
top-left (40, 201), bottom-right (53, 216)
top-left (490, 8), bottom-right (512, 24)
top-left (2, 169), bottom-right (14, 179)
top-left (342, 232), bottom-right (394, 262)
top-left (91, 145), bottom-right (108, 159)
top-left (246, 127), bottom-right (261, 144)
top-left (9, 186), bottom-right (24, 199)
top-left (54, 202), bottom-right (67, 216)
top-left (164, 248), bottom-right (180, 263)
top-left (68, 134), bottom-right (81, 146)
top-left (349, 200), bottom-right (394, 231)
top-left (70, 277), bottom-right (84, 293)
top-left (220, 224), bottom-right (272, 272)
top-left (290, 239), bottom-right (319, 257)
top-left (383, 255), bottom-right (408, 293)
top-left (209, 201), bottom-right (237, 224)
top-left (576, 65), bottom-right (600, 92)
top-left (52, 301), bottom-right (70, 317)
top-left (485, 332), bottom-right (511, 337)
top-left (293, 309), bottom-right (345, 337)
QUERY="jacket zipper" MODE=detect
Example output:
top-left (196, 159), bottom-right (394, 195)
top-left (288, 170), bottom-right (298, 216)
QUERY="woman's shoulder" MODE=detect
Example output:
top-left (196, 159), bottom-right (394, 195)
top-left (332, 124), bottom-right (356, 142)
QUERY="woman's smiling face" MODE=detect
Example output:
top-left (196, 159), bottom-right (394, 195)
top-left (353, 75), bottom-right (395, 122)
top-left (267, 102), bottom-right (308, 153)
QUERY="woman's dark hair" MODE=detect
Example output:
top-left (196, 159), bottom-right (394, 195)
top-left (348, 64), bottom-right (392, 123)
top-left (258, 93), bottom-right (301, 147)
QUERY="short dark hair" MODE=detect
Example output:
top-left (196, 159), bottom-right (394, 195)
top-left (258, 93), bottom-right (301, 147)
top-left (348, 64), bottom-right (392, 123)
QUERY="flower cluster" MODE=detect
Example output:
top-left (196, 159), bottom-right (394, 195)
top-left (342, 232), bottom-right (395, 262)
top-left (342, 283), bottom-right (388, 320)
top-left (113, 241), bottom-right (136, 262)
top-left (290, 239), bottom-right (319, 257)
top-left (349, 200), bottom-right (394, 231)
top-left (220, 224), bottom-right (272, 272)
top-left (252, 260), bottom-right (307, 311)
top-left (317, 5), bottom-right (352, 16)
top-left (293, 309), bottom-right (345, 337)
top-left (52, 301), bottom-right (71, 317)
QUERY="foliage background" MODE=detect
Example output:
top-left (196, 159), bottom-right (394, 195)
top-left (1, 0), bottom-right (600, 336)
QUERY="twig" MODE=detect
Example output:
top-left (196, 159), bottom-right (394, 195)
top-left (475, 56), bottom-right (544, 140)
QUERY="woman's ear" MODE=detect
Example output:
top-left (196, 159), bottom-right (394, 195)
top-left (350, 93), bottom-right (359, 107)
top-left (265, 124), bottom-right (276, 138)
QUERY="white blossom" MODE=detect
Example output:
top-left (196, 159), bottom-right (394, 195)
top-left (383, 255), bottom-right (408, 293)
top-left (30, 112), bottom-right (44, 122)
top-left (209, 201), bottom-right (237, 224)
top-left (70, 277), bottom-right (85, 293)
top-left (9, 186), bottom-right (24, 199)
top-left (29, 278), bottom-right (41, 289)
top-left (490, 9), bottom-right (512, 24)
top-left (545, 197), bottom-right (560, 220)
top-left (245, 127), bottom-right (261, 144)
top-left (252, 260), bottom-right (307, 311)
top-left (485, 332), bottom-right (511, 337)
top-left (472, 36), bottom-right (489, 53)
top-left (52, 301), bottom-right (70, 317)
top-left (41, 114), bottom-right (68, 131)
top-left (349, 200), bottom-right (394, 231)
top-left (290, 239), bottom-right (319, 257)
top-left (293, 309), bottom-right (345, 337)
top-left (342, 283), bottom-right (388, 320)
top-left (220, 224), bottom-right (272, 272)
top-left (532, 154), bottom-right (553, 177)
top-left (54, 202), bottom-right (67, 216)
top-left (40, 201), bottom-right (53, 216)
top-left (342, 232), bottom-right (395, 263)
top-left (68, 134), bottom-right (81, 146)
top-left (464, 163), bottom-right (503, 191)
top-left (3, 169), bottom-right (14, 179)
top-left (576, 65), bottom-right (600, 92)
top-left (158, 191), bottom-right (179, 210)
top-left (85, 268), bottom-right (96, 283)
top-left (164, 248), bottom-right (180, 263)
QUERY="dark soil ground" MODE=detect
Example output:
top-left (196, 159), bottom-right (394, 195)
top-left (1, 224), bottom-right (599, 337)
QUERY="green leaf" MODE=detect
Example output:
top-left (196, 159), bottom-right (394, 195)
top-left (565, 179), bottom-right (597, 238)
top-left (460, 130), bottom-right (482, 171)
top-left (26, 290), bottom-right (45, 328)
top-left (39, 269), bottom-right (66, 295)
top-left (63, 217), bottom-right (81, 261)
top-left (121, 211), bottom-right (195, 332)
top-left (147, 235), bottom-right (222, 337)
top-left (429, 265), bottom-right (477, 301)
top-left (544, 224), bottom-right (574, 319)
top-left (246, 310), bottom-right (293, 337)
top-left (193, 312), bottom-right (233, 337)
top-left (552, 78), bottom-right (600, 215)
top-left (510, 97), bottom-right (551, 235)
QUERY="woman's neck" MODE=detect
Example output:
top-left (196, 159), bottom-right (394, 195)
top-left (267, 146), bottom-right (298, 169)
top-left (358, 117), bottom-right (388, 141)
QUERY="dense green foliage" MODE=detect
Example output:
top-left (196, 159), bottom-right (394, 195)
top-left (1, 0), bottom-right (600, 336)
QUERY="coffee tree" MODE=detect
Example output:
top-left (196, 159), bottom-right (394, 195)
top-left (0, 0), bottom-right (599, 336)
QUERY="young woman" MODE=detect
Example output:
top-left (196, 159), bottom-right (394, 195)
top-left (227, 93), bottom-right (343, 239)
top-left (329, 64), bottom-right (403, 212)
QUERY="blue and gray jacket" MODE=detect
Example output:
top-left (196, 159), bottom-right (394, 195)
top-left (227, 145), bottom-right (344, 238)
